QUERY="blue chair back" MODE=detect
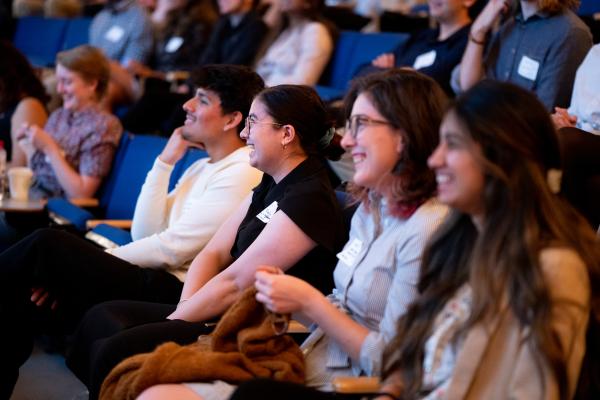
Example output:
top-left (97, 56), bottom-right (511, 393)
top-left (96, 133), bottom-right (131, 209)
top-left (169, 147), bottom-right (209, 190)
top-left (316, 32), bottom-right (409, 101)
top-left (321, 31), bottom-right (409, 91)
top-left (319, 31), bottom-right (361, 90)
top-left (62, 17), bottom-right (93, 50)
top-left (13, 16), bottom-right (69, 67)
top-left (103, 134), bottom-right (168, 219)
top-left (578, 0), bottom-right (600, 15)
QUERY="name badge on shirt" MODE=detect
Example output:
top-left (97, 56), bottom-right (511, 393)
top-left (105, 25), bottom-right (125, 43)
top-left (256, 201), bottom-right (278, 223)
top-left (517, 55), bottom-right (540, 81)
top-left (336, 238), bottom-right (363, 266)
top-left (165, 37), bottom-right (184, 53)
top-left (412, 50), bottom-right (437, 70)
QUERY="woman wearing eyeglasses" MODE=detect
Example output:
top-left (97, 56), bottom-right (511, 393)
top-left (68, 84), bottom-right (347, 400)
top-left (134, 70), bottom-right (450, 400)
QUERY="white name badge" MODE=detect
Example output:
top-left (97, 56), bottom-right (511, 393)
top-left (336, 238), bottom-right (363, 266)
top-left (256, 201), bottom-right (278, 223)
top-left (517, 55), bottom-right (540, 81)
top-left (165, 37), bottom-right (184, 53)
top-left (105, 25), bottom-right (125, 43)
top-left (412, 50), bottom-right (436, 70)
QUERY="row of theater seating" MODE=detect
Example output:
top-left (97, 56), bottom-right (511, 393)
top-left (12, 16), bottom-right (408, 100)
top-left (13, 16), bottom-right (92, 67)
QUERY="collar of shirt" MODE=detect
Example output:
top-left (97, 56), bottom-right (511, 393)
top-left (108, 0), bottom-right (135, 14)
top-left (514, 4), bottom-right (552, 23)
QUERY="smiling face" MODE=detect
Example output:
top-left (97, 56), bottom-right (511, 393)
top-left (428, 111), bottom-right (486, 219)
top-left (239, 98), bottom-right (284, 174)
top-left (428, 0), bottom-right (469, 24)
top-left (56, 63), bottom-right (98, 111)
top-left (181, 88), bottom-right (231, 146)
top-left (341, 92), bottom-right (404, 191)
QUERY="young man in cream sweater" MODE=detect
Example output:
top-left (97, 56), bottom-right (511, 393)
top-left (0, 65), bottom-right (264, 398)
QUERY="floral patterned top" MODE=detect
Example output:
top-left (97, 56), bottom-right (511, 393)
top-left (30, 105), bottom-right (122, 197)
top-left (421, 284), bottom-right (473, 399)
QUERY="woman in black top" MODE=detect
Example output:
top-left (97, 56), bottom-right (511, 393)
top-left (66, 85), bottom-right (346, 399)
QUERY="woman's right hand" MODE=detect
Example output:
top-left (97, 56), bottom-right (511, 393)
top-left (254, 267), bottom-right (323, 315)
top-left (372, 53), bottom-right (395, 69)
top-left (470, 0), bottom-right (510, 41)
top-left (551, 107), bottom-right (577, 129)
top-left (19, 123), bottom-right (59, 155)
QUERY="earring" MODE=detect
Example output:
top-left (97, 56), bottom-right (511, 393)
top-left (282, 142), bottom-right (287, 150)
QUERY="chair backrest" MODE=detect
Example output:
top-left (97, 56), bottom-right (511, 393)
top-left (13, 16), bottom-right (69, 67)
top-left (103, 134), bottom-right (168, 219)
top-left (335, 190), bottom-right (358, 235)
top-left (320, 31), bottom-right (409, 91)
top-left (96, 132), bottom-right (131, 208)
top-left (169, 147), bottom-right (209, 191)
top-left (62, 17), bottom-right (93, 50)
top-left (578, 0), bottom-right (600, 15)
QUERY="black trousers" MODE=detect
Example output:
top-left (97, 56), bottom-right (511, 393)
top-left (66, 300), bottom-right (213, 399)
top-left (0, 228), bottom-right (183, 398)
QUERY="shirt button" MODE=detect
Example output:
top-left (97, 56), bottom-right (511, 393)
top-left (511, 48), bottom-right (516, 54)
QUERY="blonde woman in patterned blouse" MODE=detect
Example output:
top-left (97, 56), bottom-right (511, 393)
top-left (15, 45), bottom-right (122, 199)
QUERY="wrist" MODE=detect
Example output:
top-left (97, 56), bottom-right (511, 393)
top-left (468, 32), bottom-right (487, 45)
top-left (304, 290), bottom-right (328, 320)
top-left (158, 152), bottom-right (178, 166)
top-left (42, 141), bottom-right (60, 157)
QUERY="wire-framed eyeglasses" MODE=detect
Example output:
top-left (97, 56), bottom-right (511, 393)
top-left (245, 117), bottom-right (284, 134)
top-left (346, 115), bottom-right (394, 139)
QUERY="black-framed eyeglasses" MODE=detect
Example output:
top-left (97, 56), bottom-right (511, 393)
top-left (245, 117), bottom-right (283, 134)
top-left (346, 115), bottom-right (394, 139)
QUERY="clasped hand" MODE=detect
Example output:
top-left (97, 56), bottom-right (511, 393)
top-left (254, 265), bottom-right (321, 315)
top-left (17, 123), bottom-right (58, 154)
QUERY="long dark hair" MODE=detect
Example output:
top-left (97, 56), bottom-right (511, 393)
top-left (383, 80), bottom-right (600, 399)
top-left (0, 40), bottom-right (49, 112)
top-left (343, 68), bottom-right (447, 218)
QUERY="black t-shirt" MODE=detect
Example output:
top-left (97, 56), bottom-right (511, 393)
top-left (394, 25), bottom-right (470, 96)
top-left (355, 25), bottom-right (470, 96)
top-left (231, 156), bottom-right (345, 294)
top-left (199, 11), bottom-right (268, 66)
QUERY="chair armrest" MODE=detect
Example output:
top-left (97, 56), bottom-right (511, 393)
top-left (332, 376), bottom-right (380, 393)
top-left (47, 198), bottom-right (95, 231)
top-left (70, 197), bottom-right (99, 207)
top-left (86, 219), bottom-right (132, 230)
top-left (85, 223), bottom-right (133, 248)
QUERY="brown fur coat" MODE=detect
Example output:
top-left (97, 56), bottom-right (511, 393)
top-left (100, 288), bottom-right (305, 400)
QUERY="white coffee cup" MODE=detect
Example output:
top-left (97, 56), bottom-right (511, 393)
top-left (8, 167), bottom-right (34, 201)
